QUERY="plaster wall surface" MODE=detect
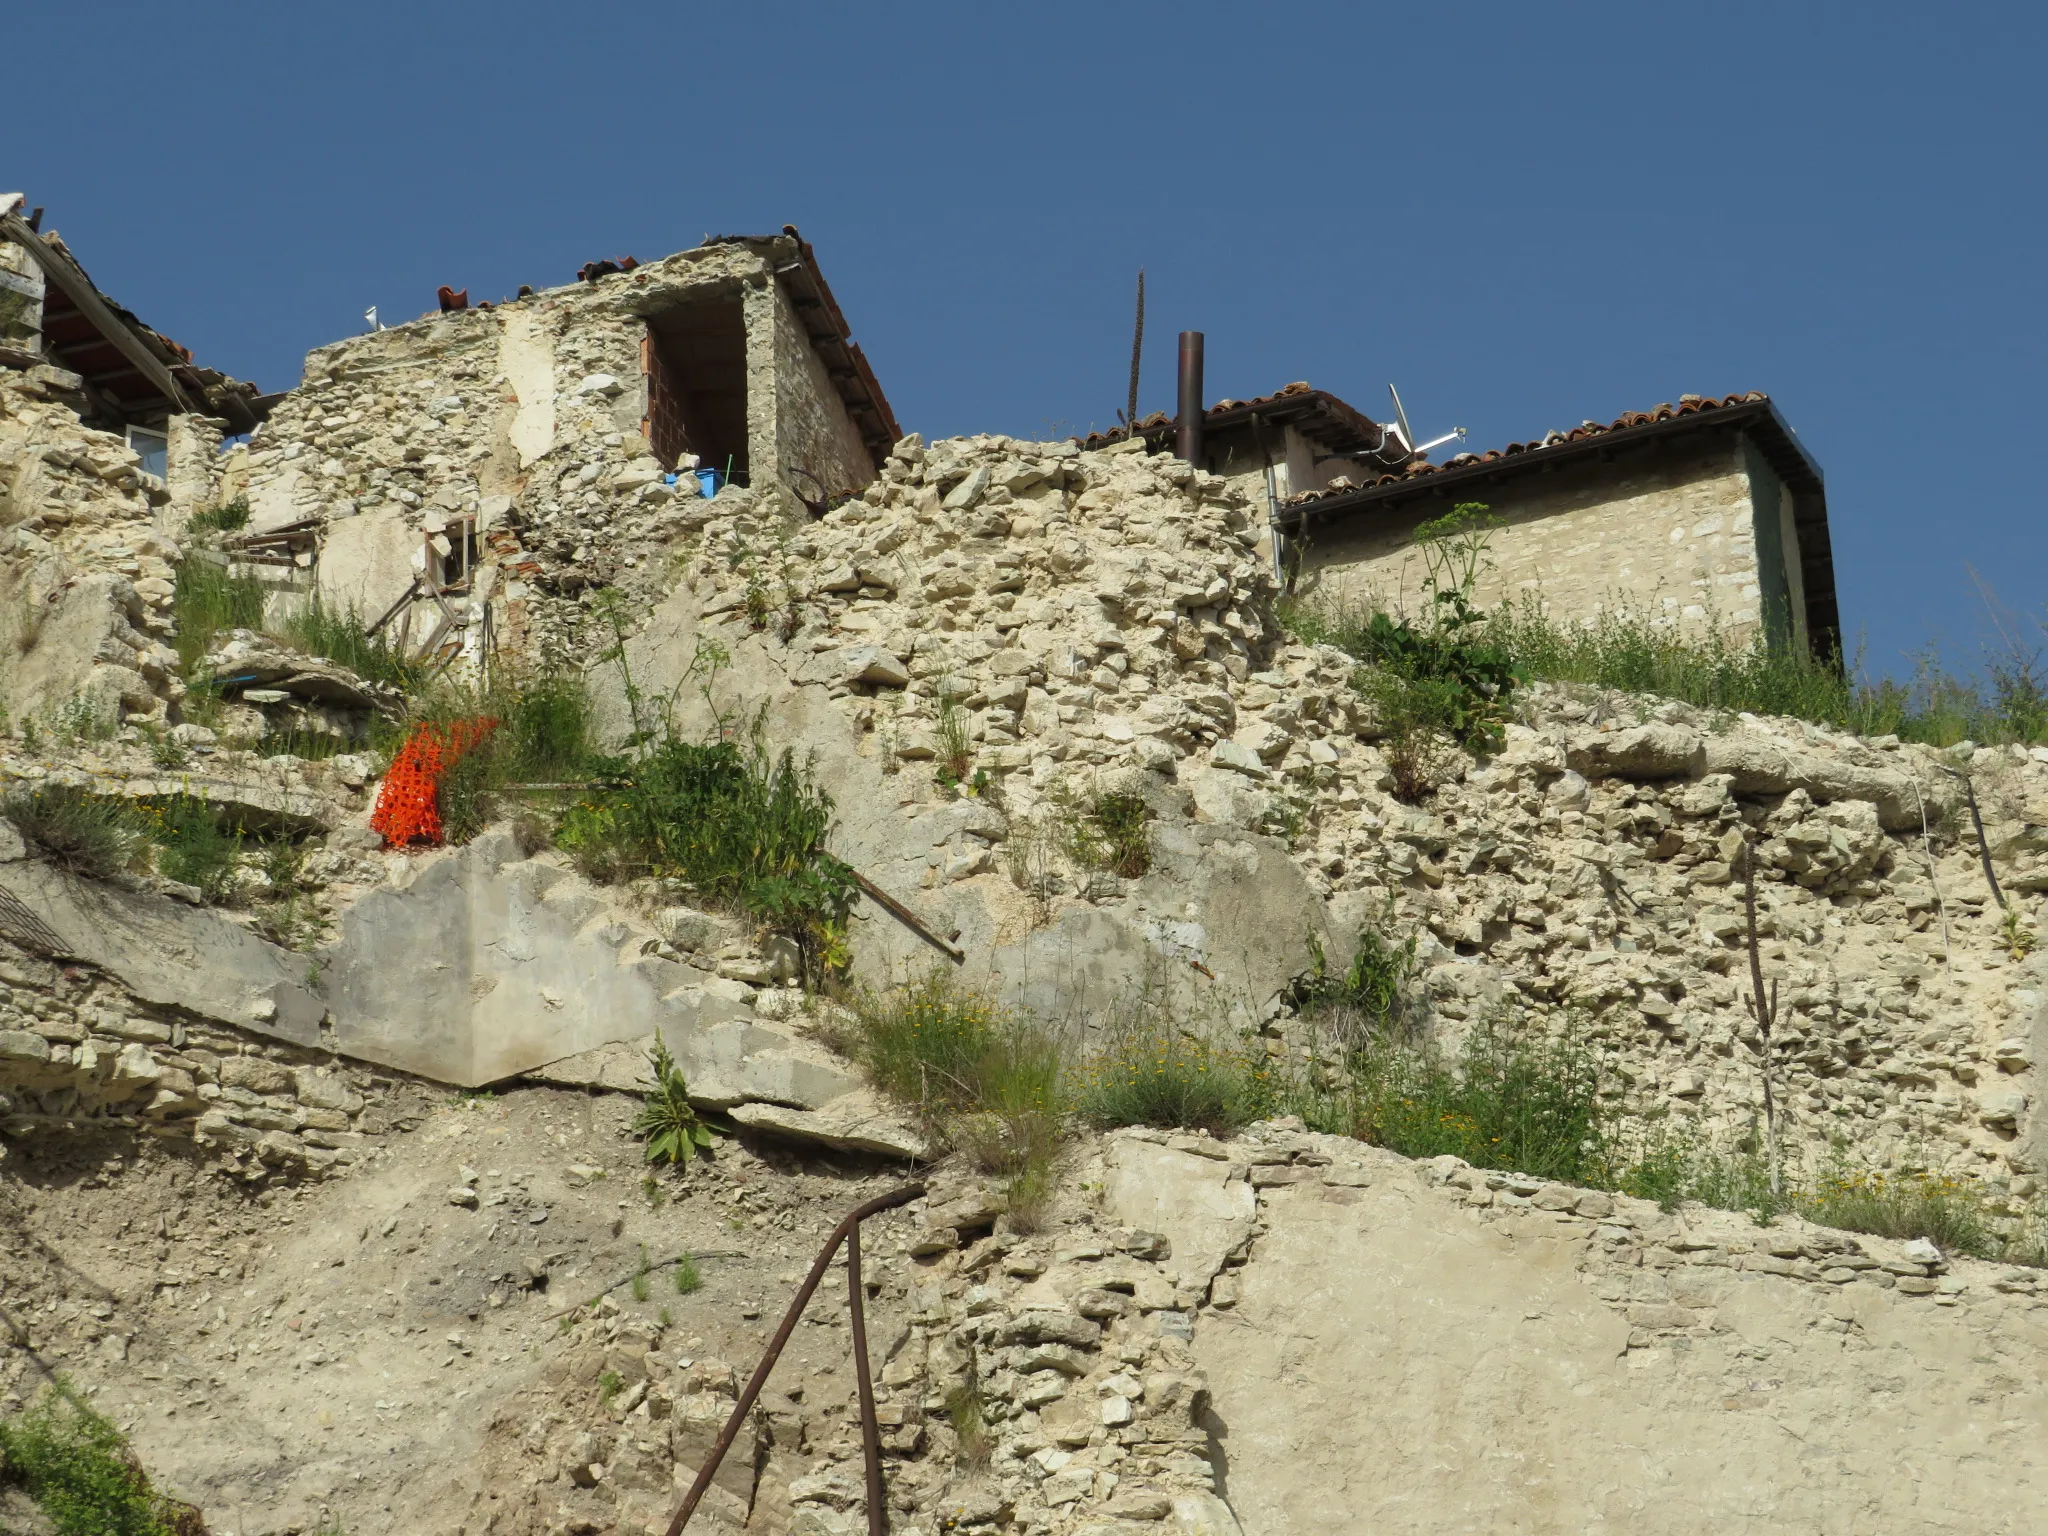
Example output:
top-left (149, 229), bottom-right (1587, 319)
top-left (1294, 436), bottom-right (1772, 642)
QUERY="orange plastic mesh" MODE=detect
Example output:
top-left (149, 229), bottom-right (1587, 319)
top-left (370, 717), bottom-right (499, 848)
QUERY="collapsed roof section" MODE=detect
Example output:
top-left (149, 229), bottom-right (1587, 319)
top-left (0, 194), bottom-right (265, 435)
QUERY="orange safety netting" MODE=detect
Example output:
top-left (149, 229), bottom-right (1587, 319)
top-left (370, 717), bottom-right (499, 848)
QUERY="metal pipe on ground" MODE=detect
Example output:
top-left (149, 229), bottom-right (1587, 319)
top-left (1176, 331), bottom-right (1205, 465)
top-left (661, 1182), bottom-right (927, 1536)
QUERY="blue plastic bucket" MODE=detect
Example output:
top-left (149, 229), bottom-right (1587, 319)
top-left (695, 468), bottom-right (723, 498)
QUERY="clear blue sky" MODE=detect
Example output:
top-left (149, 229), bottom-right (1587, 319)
top-left (11, 2), bottom-right (2041, 679)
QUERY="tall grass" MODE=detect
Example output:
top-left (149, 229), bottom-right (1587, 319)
top-left (844, 971), bottom-right (1065, 1224)
top-left (1306, 1015), bottom-right (1612, 1186)
top-left (136, 795), bottom-right (242, 900)
top-left (1285, 592), bottom-right (2048, 749)
top-left (171, 556), bottom-right (266, 673)
top-left (276, 597), bottom-right (422, 691)
top-left (1, 785), bottom-right (142, 878)
top-left (413, 668), bottom-right (595, 842)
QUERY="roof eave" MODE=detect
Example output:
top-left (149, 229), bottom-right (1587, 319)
top-left (1278, 400), bottom-right (1816, 528)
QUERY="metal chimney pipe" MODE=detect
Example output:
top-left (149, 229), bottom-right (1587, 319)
top-left (1176, 331), bottom-right (1205, 465)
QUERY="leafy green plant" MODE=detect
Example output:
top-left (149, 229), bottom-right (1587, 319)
top-left (557, 731), bottom-right (855, 971)
top-left (597, 1369), bottom-right (625, 1405)
top-left (2001, 902), bottom-right (2037, 962)
top-left (1310, 505), bottom-right (1518, 798)
top-left (674, 1253), bottom-right (703, 1295)
top-left (2, 785), bottom-right (142, 879)
top-left (1297, 917), bottom-right (1418, 1053)
top-left (0, 1381), bottom-right (194, 1536)
top-left (632, 1039), bottom-right (719, 1167)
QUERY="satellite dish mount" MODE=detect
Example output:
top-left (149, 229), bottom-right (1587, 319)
top-left (1386, 383), bottom-right (1466, 461)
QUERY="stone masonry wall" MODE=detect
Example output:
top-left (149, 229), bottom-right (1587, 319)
top-left (1293, 435), bottom-right (1775, 644)
top-left (0, 367), bottom-right (191, 727)
top-left (0, 935), bottom-right (416, 1183)
top-left (771, 277), bottom-right (876, 502)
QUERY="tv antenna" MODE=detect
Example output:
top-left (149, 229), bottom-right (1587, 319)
top-left (1385, 383), bottom-right (1466, 461)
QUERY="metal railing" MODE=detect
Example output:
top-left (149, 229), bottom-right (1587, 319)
top-left (663, 1182), bottom-right (926, 1536)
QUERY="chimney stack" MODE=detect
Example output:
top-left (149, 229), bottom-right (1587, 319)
top-left (1176, 331), bottom-right (1205, 465)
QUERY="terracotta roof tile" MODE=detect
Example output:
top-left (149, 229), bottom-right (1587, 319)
top-left (1281, 391), bottom-right (1769, 508)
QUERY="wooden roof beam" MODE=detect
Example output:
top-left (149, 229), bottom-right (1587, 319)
top-left (0, 210), bottom-right (193, 414)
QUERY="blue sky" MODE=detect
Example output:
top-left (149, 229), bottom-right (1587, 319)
top-left (10, 2), bottom-right (2041, 678)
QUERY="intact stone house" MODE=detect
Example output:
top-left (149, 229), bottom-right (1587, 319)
top-left (235, 225), bottom-right (899, 669)
top-left (1277, 391), bottom-right (1840, 659)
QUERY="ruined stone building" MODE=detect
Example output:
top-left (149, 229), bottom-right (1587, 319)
top-left (232, 225), bottom-right (898, 672)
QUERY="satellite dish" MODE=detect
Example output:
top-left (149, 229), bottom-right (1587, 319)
top-left (1386, 383), bottom-right (1466, 460)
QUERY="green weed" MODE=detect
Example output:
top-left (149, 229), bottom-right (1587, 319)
top-left (1799, 1167), bottom-right (2000, 1257)
top-left (2, 785), bottom-right (142, 878)
top-left (557, 731), bottom-right (854, 969)
top-left (848, 970), bottom-right (1066, 1212)
top-left (674, 1254), bottom-right (703, 1295)
top-left (632, 1039), bottom-right (719, 1168)
top-left (137, 796), bottom-right (243, 901)
top-left (186, 496), bottom-right (252, 537)
top-left (0, 1381), bottom-right (192, 1536)
top-left (171, 555), bottom-right (266, 673)
top-left (1320, 1012), bottom-right (1610, 1186)
top-left (597, 1369), bottom-right (625, 1405)
top-left (632, 1247), bottom-right (652, 1303)
top-left (1074, 1015), bottom-right (1270, 1137)
top-left (277, 597), bottom-right (422, 691)
top-left (943, 1374), bottom-right (993, 1470)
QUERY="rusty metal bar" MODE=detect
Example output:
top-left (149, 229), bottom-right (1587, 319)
top-left (1176, 330), bottom-right (1205, 465)
top-left (663, 1182), bottom-right (926, 1535)
top-left (847, 1224), bottom-right (888, 1536)
top-left (849, 869), bottom-right (964, 962)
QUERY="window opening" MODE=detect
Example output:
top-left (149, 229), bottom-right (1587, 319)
top-left (127, 425), bottom-right (168, 479)
top-left (643, 290), bottom-right (748, 488)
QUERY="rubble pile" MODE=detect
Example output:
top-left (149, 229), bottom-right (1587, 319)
top-left (656, 430), bottom-right (2041, 1196)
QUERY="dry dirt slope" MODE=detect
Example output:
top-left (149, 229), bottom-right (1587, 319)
top-left (4, 1100), bottom-right (2048, 1536)
top-left (0, 1084), bottom-right (919, 1536)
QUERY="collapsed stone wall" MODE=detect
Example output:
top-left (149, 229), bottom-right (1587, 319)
top-left (0, 934), bottom-right (416, 1183)
top-left (0, 366), bottom-right (192, 727)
